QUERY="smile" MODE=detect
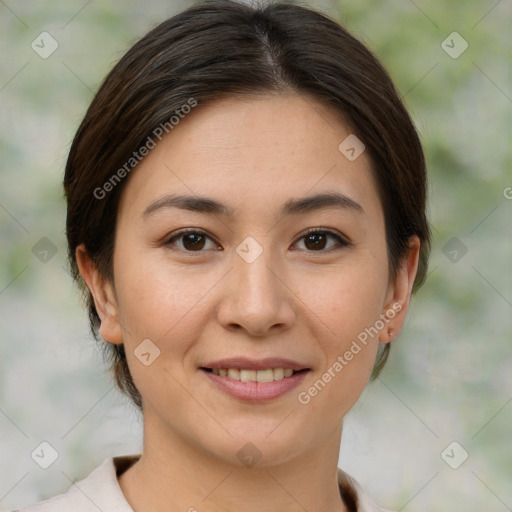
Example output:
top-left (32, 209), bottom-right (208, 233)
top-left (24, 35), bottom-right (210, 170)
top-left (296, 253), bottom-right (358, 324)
top-left (200, 366), bottom-right (310, 402)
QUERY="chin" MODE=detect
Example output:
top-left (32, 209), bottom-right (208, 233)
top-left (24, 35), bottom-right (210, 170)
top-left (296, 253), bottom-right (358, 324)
top-left (196, 419), bottom-right (313, 469)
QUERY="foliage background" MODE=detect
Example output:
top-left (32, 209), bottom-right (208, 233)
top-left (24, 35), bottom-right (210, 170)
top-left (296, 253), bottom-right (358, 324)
top-left (0, 0), bottom-right (510, 510)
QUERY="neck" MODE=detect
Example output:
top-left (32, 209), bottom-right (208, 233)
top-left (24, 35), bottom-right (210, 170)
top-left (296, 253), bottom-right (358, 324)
top-left (118, 409), bottom-right (349, 512)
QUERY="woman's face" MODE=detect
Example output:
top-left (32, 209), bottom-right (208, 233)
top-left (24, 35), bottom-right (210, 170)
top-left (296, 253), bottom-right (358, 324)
top-left (82, 93), bottom-right (417, 466)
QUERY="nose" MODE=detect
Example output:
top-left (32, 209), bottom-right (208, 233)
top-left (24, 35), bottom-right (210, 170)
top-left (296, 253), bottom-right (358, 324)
top-left (216, 243), bottom-right (296, 337)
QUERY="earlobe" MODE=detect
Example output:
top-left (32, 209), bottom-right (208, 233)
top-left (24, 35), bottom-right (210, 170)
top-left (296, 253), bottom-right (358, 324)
top-left (380, 326), bottom-right (394, 343)
top-left (75, 244), bottom-right (124, 345)
top-left (378, 236), bottom-right (421, 344)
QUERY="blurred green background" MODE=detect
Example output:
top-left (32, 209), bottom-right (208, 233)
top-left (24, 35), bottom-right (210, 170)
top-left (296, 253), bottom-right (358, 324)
top-left (0, 1), bottom-right (510, 510)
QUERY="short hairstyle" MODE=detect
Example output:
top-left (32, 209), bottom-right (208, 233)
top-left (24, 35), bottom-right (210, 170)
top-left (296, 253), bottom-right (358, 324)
top-left (64, 0), bottom-right (431, 410)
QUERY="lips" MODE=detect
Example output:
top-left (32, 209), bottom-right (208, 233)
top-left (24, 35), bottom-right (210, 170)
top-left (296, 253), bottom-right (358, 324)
top-left (199, 357), bottom-right (310, 402)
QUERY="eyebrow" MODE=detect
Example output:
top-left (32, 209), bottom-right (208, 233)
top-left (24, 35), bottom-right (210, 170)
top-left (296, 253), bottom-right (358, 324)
top-left (142, 192), bottom-right (364, 219)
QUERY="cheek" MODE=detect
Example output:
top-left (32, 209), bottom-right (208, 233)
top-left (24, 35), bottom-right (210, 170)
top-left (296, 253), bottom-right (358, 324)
top-left (112, 248), bottom-right (228, 382)
top-left (305, 256), bottom-right (389, 338)
top-left (112, 260), bottom-right (209, 401)
top-left (301, 275), bottom-right (383, 415)
top-left (297, 253), bottom-right (388, 400)
top-left (112, 249), bottom-right (197, 341)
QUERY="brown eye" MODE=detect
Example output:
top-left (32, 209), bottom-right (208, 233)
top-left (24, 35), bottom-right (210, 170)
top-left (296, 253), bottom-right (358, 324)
top-left (295, 230), bottom-right (349, 252)
top-left (181, 233), bottom-right (206, 251)
top-left (165, 229), bottom-right (217, 252)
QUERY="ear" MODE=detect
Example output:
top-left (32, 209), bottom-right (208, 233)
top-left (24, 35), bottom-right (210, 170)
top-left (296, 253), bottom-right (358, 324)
top-left (378, 236), bottom-right (421, 343)
top-left (75, 243), bottom-right (123, 345)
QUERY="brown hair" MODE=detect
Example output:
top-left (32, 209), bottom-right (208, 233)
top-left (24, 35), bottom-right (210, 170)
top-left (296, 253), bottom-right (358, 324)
top-left (64, 0), bottom-right (431, 410)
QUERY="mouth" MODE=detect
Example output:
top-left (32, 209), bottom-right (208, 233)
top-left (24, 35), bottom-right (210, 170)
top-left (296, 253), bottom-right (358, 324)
top-left (199, 358), bottom-right (310, 402)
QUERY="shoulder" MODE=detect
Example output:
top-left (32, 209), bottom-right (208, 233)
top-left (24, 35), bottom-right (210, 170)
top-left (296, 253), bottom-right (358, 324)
top-left (15, 455), bottom-right (139, 512)
top-left (338, 467), bottom-right (396, 512)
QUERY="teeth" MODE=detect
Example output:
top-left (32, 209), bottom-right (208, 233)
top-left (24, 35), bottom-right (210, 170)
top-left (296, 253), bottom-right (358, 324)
top-left (227, 368), bottom-right (240, 380)
top-left (273, 368), bottom-right (284, 380)
top-left (256, 369), bottom-right (274, 383)
top-left (240, 369), bottom-right (256, 382)
top-left (210, 368), bottom-right (299, 382)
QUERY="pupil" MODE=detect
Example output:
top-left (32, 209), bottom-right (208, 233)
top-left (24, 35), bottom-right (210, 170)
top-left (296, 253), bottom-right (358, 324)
top-left (184, 234), bottom-right (205, 250)
top-left (306, 233), bottom-right (326, 250)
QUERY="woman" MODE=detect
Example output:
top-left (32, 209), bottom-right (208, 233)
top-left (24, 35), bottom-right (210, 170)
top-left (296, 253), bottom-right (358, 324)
top-left (18, 0), bottom-right (430, 510)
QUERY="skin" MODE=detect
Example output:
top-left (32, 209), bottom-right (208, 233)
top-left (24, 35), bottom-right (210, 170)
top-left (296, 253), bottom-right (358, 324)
top-left (77, 93), bottom-right (420, 512)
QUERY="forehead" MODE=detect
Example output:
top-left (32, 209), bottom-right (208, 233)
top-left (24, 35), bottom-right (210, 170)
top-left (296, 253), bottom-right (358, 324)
top-left (117, 93), bottom-right (381, 222)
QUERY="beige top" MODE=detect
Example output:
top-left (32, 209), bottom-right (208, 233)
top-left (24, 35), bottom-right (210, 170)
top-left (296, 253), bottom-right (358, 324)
top-left (15, 454), bottom-right (394, 512)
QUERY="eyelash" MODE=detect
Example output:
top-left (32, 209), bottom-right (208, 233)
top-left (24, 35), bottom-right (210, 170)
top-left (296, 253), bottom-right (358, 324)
top-left (164, 227), bottom-right (350, 254)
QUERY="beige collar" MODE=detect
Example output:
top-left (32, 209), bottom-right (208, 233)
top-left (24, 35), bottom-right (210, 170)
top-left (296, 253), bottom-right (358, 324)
top-left (113, 454), bottom-right (390, 512)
